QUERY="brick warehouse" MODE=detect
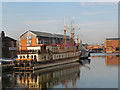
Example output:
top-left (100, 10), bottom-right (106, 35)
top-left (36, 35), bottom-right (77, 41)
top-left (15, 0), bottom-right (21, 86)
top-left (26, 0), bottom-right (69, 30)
top-left (19, 30), bottom-right (72, 51)
top-left (0, 31), bottom-right (17, 58)
top-left (104, 38), bottom-right (120, 53)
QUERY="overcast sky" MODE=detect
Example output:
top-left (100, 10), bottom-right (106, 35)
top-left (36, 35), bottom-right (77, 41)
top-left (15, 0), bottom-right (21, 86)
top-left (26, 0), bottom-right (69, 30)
top-left (2, 2), bottom-right (118, 44)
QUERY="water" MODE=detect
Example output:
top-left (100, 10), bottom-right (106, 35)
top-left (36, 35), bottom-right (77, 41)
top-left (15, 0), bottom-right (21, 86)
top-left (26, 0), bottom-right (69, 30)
top-left (1, 53), bottom-right (119, 89)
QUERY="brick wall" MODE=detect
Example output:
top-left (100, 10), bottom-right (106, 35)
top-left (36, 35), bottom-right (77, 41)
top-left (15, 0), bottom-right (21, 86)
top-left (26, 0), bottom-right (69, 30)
top-left (105, 39), bottom-right (120, 52)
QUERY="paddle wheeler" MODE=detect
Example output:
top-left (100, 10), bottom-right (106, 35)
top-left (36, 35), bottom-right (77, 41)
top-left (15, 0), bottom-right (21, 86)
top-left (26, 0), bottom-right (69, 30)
top-left (14, 44), bottom-right (80, 71)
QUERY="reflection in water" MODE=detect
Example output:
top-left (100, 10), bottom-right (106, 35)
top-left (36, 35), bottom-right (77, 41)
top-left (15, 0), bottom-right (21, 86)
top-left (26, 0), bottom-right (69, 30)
top-left (105, 55), bottom-right (120, 65)
top-left (79, 59), bottom-right (91, 70)
top-left (16, 64), bottom-right (80, 89)
top-left (3, 55), bottom-right (118, 88)
top-left (79, 59), bottom-right (91, 65)
top-left (2, 59), bottom-right (91, 89)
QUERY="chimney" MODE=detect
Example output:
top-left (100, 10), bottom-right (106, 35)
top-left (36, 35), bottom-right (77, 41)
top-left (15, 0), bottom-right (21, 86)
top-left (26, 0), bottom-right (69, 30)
top-left (1, 31), bottom-right (5, 38)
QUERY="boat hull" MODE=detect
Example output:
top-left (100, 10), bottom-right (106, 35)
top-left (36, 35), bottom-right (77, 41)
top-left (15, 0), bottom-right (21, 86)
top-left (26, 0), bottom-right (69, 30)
top-left (13, 56), bottom-right (79, 71)
top-left (79, 51), bottom-right (90, 59)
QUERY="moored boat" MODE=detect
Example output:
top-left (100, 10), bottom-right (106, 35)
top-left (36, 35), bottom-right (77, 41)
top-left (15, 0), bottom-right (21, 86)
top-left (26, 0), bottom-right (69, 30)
top-left (13, 18), bottom-right (81, 71)
top-left (14, 44), bottom-right (80, 71)
top-left (79, 41), bottom-right (90, 59)
top-left (79, 50), bottom-right (90, 59)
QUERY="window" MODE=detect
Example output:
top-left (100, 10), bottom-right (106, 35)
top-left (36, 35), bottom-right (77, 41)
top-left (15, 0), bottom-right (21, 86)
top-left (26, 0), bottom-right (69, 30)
top-left (52, 40), bottom-right (55, 44)
top-left (38, 50), bottom-right (41, 54)
top-left (27, 55), bottom-right (29, 58)
top-left (38, 40), bottom-right (41, 44)
top-left (34, 55), bottom-right (37, 59)
top-left (23, 56), bottom-right (25, 59)
top-left (20, 56), bottom-right (22, 59)
top-left (116, 47), bottom-right (119, 51)
top-left (41, 40), bottom-right (44, 44)
top-left (31, 55), bottom-right (33, 59)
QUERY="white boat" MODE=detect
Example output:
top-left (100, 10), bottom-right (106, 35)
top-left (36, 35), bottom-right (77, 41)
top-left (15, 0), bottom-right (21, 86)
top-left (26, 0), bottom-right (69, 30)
top-left (13, 44), bottom-right (80, 71)
top-left (79, 41), bottom-right (90, 59)
top-left (79, 50), bottom-right (90, 59)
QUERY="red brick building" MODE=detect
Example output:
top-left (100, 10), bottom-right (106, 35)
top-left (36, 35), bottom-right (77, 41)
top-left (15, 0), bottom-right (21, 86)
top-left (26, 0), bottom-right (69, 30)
top-left (104, 38), bottom-right (120, 53)
top-left (19, 30), bottom-right (72, 51)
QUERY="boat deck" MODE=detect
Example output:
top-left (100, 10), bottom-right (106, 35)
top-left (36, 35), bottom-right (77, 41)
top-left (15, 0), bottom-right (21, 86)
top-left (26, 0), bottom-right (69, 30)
top-left (13, 57), bottom-right (79, 71)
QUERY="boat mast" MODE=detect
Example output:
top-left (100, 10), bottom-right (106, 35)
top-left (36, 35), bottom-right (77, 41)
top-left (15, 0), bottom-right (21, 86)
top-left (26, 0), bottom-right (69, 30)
top-left (64, 16), bottom-right (66, 46)
top-left (77, 34), bottom-right (79, 45)
top-left (71, 20), bottom-right (74, 46)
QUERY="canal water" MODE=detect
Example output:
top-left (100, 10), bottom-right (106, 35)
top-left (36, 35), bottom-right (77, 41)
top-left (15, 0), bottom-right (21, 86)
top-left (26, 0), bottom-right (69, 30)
top-left (1, 53), bottom-right (119, 89)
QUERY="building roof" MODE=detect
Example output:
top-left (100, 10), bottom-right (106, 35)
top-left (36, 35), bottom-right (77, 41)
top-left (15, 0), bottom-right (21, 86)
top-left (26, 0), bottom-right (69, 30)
top-left (2, 36), bottom-right (16, 41)
top-left (30, 30), bottom-right (55, 38)
top-left (30, 30), bottom-right (70, 39)
top-left (53, 34), bottom-right (70, 39)
top-left (0, 31), bottom-right (16, 41)
top-left (106, 38), bottom-right (120, 40)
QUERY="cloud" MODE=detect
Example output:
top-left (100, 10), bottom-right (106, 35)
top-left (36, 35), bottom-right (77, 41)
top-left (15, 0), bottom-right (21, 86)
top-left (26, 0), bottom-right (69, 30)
top-left (22, 20), bottom-right (62, 25)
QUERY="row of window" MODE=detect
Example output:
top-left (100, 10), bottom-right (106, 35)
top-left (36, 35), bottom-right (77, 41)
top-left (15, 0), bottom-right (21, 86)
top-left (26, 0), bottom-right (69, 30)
top-left (19, 55), bottom-right (37, 60)
top-left (53, 52), bottom-right (79, 60)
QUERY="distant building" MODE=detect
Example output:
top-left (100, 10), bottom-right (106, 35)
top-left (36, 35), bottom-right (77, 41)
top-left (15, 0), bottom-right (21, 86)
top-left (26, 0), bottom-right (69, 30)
top-left (19, 30), bottom-right (72, 51)
top-left (88, 44), bottom-right (105, 53)
top-left (0, 31), bottom-right (17, 58)
top-left (104, 38), bottom-right (120, 53)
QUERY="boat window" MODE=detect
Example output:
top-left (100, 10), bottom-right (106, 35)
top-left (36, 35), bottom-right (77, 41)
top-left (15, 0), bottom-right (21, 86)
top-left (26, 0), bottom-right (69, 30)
top-left (20, 56), bottom-right (22, 59)
top-left (27, 55), bottom-right (29, 58)
top-left (23, 56), bottom-right (25, 58)
top-left (38, 50), bottom-right (41, 54)
top-left (31, 55), bottom-right (33, 59)
top-left (34, 55), bottom-right (37, 59)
